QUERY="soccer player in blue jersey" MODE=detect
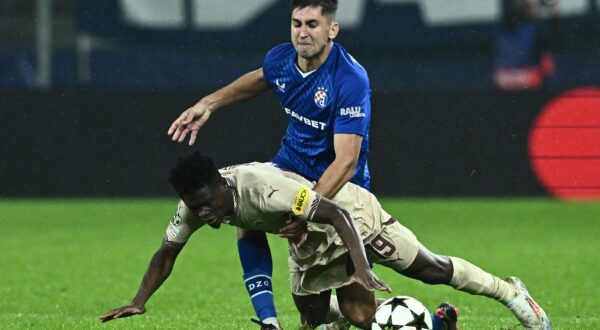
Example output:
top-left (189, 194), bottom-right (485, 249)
top-left (168, 1), bottom-right (371, 329)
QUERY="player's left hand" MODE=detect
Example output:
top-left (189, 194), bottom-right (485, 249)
top-left (99, 304), bottom-right (146, 322)
top-left (346, 268), bottom-right (392, 293)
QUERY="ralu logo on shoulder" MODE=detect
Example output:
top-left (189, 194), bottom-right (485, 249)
top-left (292, 187), bottom-right (310, 216)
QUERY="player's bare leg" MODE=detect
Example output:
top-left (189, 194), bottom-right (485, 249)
top-left (336, 282), bottom-right (377, 330)
top-left (399, 243), bottom-right (516, 305)
top-left (400, 248), bottom-right (550, 328)
top-left (375, 219), bottom-right (550, 329)
top-left (398, 244), bottom-right (453, 284)
top-left (293, 290), bottom-right (332, 329)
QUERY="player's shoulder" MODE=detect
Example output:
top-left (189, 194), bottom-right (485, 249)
top-left (264, 43), bottom-right (296, 64)
top-left (333, 43), bottom-right (368, 81)
top-left (224, 162), bottom-right (280, 185)
top-left (220, 162), bottom-right (269, 176)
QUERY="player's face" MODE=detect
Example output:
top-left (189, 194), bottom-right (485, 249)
top-left (181, 182), bottom-right (232, 229)
top-left (291, 6), bottom-right (338, 60)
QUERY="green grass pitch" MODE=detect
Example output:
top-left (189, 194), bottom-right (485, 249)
top-left (1, 198), bottom-right (598, 329)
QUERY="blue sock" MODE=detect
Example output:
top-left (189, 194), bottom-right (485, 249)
top-left (238, 233), bottom-right (277, 321)
top-left (431, 314), bottom-right (443, 330)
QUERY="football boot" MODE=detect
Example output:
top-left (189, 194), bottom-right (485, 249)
top-left (251, 318), bottom-right (283, 330)
top-left (432, 302), bottom-right (459, 330)
top-left (505, 277), bottom-right (551, 330)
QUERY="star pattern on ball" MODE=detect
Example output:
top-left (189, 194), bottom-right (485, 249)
top-left (375, 297), bottom-right (432, 330)
top-left (385, 296), bottom-right (411, 309)
top-left (376, 297), bottom-right (411, 329)
top-left (405, 309), bottom-right (431, 330)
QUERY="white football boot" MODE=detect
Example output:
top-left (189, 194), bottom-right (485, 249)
top-left (505, 277), bottom-right (551, 329)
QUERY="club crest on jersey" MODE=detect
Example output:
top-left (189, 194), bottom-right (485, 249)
top-left (314, 87), bottom-right (329, 109)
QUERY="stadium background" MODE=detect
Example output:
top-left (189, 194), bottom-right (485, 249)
top-left (1, 1), bottom-right (600, 329)
top-left (2, 0), bottom-right (600, 198)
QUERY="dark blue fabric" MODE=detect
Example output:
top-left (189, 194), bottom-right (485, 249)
top-left (264, 43), bottom-right (371, 190)
top-left (494, 23), bottom-right (538, 68)
top-left (238, 234), bottom-right (276, 320)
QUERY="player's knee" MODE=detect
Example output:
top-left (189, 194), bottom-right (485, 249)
top-left (340, 301), bottom-right (375, 329)
top-left (405, 250), bottom-right (453, 285)
top-left (420, 255), bottom-right (453, 285)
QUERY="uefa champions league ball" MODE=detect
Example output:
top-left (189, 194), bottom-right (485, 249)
top-left (372, 296), bottom-right (433, 330)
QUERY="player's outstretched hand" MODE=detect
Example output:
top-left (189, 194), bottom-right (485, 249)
top-left (99, 304), bottom-right (145, 323)
top-left (346, 268), bottom-right (392, 293)
top-left (167, 103), bottom-right (212, 145)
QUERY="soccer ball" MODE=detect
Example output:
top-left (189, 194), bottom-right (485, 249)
top-left (371, 296), bottom-right (433, 330)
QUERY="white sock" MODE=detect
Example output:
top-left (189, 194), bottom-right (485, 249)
top-left (449, 256), bottom-right (517, 304)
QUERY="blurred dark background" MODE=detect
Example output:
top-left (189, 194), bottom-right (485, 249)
top-left (1, 0), bottom-right (599, 197)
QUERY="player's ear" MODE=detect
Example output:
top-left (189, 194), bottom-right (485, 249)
top-left (328, 21), bottom-right (339, 40)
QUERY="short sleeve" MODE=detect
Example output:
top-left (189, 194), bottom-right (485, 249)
top-left (240, 168), bottom-right (322, 222)
top-left (333, 71), bottom-right (371, 136)
top-left (262, 43), bottom-right (293, 88)
top-left (287, 185), bottom-right (322, 221)
top-left (164, 201), bottom-right (202, 244)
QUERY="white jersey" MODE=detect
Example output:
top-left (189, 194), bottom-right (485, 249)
top-left (165, 162), bottom-right (322, 243)
top-left (163, 162), bottom-right (401, 295)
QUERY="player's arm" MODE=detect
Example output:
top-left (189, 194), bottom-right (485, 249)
top-left (100, 202), bottom-right (203, 322)
top-left (99, 239), bottom-right (185, 322)
top-left (314, 65), bottom-right (371, 198)
top-left (168, 68), bottom-right (270, 145)
top-left (279, 136), bottom-right (361, 241)
top-left (278, 135), bottom-right (360, 240)
top-left (310, 198), bottom-right (390, 293)
top-left (312, 133), bottom-right (362, 198)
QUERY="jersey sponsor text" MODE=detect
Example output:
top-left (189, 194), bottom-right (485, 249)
top-left (292, 187), bottom-right (310, 216)
top-left (284, 107), bottom-right (327, 130)
top-left (340, 106), bottom-right (366, 118)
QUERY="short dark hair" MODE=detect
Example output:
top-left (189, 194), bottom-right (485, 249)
top-left (291, 0), bottom-right (338, 16)
top-left (168, 151), bottom-right (221, 195)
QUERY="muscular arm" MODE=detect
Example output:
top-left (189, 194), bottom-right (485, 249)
top-left (312, 133), bottom-right (363, 198)
top-left (279, 134), bottom-right (362, 240)
top-left (168, 68), bottom-right (270, 145)
top-left (310, 198), bottom-right (390, 292)
top-left (100, 240), bottom-right (185, 322)
top-left (130, 240), bottom-right (184, 306)
top-left (195, 68), bottom-right (270, 114)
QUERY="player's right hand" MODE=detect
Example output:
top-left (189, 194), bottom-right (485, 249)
top-left (279, 217), bottom-right (308, 246)
top-left (168, 103), bottom-right (212, 145)
top-left (99, 304), bottom-right (146, 322)
top-left (345, 268), bottom-right (392, 293)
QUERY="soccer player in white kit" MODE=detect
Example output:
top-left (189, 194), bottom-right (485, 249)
top-left (168, 1), bottom-right (375, 327)
top-left (100, 152), bottom-right (551, 330)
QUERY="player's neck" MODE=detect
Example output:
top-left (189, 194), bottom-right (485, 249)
top-left (296, 41), bottom-right (333, 73)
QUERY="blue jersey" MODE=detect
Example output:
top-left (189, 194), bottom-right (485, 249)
top-left (263, 43), bottom-right (371, 189)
